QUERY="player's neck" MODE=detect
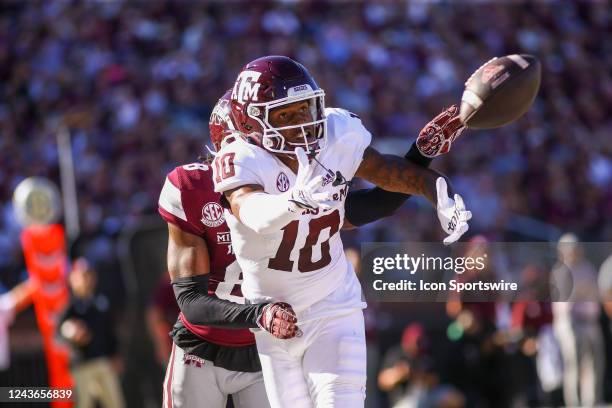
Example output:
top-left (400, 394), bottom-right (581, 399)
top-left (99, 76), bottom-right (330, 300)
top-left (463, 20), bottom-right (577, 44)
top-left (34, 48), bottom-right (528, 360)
top-left (277, 154), bottom-right (299, 174)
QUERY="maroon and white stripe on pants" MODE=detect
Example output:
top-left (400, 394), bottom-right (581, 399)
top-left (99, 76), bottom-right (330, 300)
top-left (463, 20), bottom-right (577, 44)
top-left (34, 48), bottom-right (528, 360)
top-left (163, 343), bottom-right (176, 408)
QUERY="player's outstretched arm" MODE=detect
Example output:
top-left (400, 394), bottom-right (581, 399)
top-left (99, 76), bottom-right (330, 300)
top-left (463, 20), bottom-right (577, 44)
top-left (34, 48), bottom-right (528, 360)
top-left (344, 105), bottom-right (465, 228)
top-left (344, 143), bottom-right (432, 228)
top-left (354, 103), bottom-right (466, 203)
top-left (167, 223), bottom-right (299, 338)
top-left (355, 147), bottom-right (471, 244)
top-left (355, 146), bottom-right (440, 203)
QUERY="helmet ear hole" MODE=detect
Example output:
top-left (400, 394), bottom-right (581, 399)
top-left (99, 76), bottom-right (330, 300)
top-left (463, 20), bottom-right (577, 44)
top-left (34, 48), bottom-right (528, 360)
top-left (248, 106), bottom-right (261, 117)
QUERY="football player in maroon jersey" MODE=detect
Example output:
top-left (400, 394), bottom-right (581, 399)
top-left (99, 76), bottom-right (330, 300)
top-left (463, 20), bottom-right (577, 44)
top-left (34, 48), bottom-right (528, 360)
top-left (158, 90), bottom-right (464, 408)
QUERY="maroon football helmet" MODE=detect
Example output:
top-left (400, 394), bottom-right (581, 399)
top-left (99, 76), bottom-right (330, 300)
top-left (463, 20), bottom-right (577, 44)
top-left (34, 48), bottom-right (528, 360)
top-left (209, 89), bottom-right (239, 151)
top-left (229, 55), bottom-right (326, 156)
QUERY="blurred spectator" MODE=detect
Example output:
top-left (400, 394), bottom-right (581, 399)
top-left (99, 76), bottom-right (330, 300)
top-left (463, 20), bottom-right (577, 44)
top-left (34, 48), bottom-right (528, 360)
top-left (379, 323), bottom-right (464, 408)
top-left (445, 236), bottom-right (499, 326)
top-left (599, 253), bottom-right (612, 328)
top-left (599, 253), bottom-right (612, 401)
top-left (508, 263), bottom-right (562, 406)
top-left (58, 258), bottom-right (125, 408)
top-left (378, 323), bottom-right (427, 404)
top-left (146, 274), bottom-right (179, 368)
top-left (0, 280), bottom-right (34, 371)
top-left (551, 233), bottom-right (604, 406)
top-left (510, 298), bottom-right (559, 406)
top-left (443, 308), bottom-right (509, 407)
top-left (443, 236), bottom-right (511, 406)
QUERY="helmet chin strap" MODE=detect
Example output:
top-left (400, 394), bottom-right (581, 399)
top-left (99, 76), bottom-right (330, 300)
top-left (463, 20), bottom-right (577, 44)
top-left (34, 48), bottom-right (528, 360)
top-left (281, 139), bottom-right (348, 188)
top-left (295, 126), bottom-right (349, 187)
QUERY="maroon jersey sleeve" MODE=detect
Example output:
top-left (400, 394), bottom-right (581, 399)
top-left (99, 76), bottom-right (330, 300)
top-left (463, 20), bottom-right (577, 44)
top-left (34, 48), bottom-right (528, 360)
top-left (158, 162), bottom-right (235, 273)
top-left (159, 163), bottom-right (215, 236)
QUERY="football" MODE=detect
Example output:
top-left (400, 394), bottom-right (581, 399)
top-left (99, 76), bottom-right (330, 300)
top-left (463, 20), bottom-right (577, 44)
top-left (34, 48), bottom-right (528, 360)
top-left (459, 54), bottom-right (541, 129)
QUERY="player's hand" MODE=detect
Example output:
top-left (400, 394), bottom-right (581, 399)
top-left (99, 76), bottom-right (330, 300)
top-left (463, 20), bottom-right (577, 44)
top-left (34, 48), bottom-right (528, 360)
top-left (436, 177), bottom-right (471, 245)
top-left (417, 105), bottom-right (465, 157)
top-left (288, 147), bottom-right (342, 212)
top-left (258, 302), bottom-right (301, 339)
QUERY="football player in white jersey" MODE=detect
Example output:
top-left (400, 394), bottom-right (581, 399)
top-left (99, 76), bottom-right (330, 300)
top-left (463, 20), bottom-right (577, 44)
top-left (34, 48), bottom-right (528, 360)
top-left (212, 56), bottom-right (471, 407)
top-left (160, 90), bottom-right (464, 408)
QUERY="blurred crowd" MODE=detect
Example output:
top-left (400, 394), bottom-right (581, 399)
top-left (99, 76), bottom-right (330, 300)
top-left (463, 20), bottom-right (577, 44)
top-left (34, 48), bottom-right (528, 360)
top-left (2, 1), bottom-right (611, 252)
top-left (1, 1), bottom-right (611, 407)
top-left (362, 235), bottom-right (612, 407)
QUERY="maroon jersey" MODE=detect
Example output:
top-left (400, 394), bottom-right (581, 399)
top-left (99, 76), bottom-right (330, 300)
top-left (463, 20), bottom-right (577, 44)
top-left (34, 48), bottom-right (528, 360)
top-left (158, 162), bottom-right (254, 347)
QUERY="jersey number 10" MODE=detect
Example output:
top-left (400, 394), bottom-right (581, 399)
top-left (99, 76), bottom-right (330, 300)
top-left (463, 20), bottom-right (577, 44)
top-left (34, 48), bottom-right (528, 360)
top-left (269, 210), bottom-right (341, 273)
top-left (213, 153), bottom-right (236, 183)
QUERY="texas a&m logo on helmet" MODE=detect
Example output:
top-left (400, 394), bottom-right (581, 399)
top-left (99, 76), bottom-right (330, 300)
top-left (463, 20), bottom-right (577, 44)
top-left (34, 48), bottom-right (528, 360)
top-left (232, 71), bottom-right (262, 105)
top-left (229, 56), bottom-right (327, 156)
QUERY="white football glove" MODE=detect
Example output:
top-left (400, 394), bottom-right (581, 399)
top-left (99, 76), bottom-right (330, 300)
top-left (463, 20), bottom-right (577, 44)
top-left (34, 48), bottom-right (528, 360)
top-left (436, 177), bottom-right (472, 245)
top-left (288, 147), bottom-right (342, 212)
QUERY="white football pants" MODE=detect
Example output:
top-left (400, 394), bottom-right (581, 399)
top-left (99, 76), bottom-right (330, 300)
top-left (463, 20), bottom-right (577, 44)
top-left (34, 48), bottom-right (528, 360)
top-left (255, 309), bottom-right (367, 408)
top-left (163, 343), bottom-right (270, 408)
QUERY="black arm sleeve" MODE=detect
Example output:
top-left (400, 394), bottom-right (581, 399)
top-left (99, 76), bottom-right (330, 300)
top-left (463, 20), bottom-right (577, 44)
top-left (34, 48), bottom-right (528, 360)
top-left (172, 275), bottom-right (267, 328)
top-left (345, 142), bottom-right (433, 227)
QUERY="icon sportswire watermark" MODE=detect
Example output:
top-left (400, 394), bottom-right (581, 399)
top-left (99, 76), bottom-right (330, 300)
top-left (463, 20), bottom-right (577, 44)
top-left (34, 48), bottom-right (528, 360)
top-left (360, 242), bottom-right (612, 302)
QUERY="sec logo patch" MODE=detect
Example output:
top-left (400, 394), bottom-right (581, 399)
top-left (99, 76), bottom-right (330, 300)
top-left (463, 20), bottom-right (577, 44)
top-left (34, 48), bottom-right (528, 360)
top-left (276, 172), bottom-right (290, 192)
top-left (201, 202), bottom-right (224, 227)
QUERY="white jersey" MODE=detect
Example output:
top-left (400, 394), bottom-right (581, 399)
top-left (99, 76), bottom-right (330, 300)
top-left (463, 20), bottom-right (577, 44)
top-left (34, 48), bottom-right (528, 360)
top-left (213, 108), bottom-right (371, 321)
